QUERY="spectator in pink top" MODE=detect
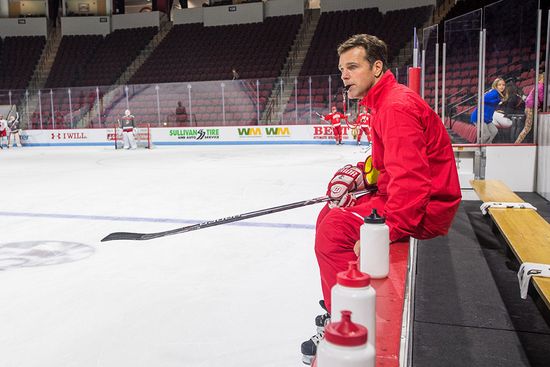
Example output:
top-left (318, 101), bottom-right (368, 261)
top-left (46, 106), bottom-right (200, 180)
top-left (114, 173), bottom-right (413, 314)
top-left (515, 73), bottom-right (544, 143)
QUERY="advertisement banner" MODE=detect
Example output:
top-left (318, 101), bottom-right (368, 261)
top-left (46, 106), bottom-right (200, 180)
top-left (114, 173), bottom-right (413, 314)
top-left (23, 125), bottom-right (356, 146)
top-left (25, 129), bottom-right (108, 146)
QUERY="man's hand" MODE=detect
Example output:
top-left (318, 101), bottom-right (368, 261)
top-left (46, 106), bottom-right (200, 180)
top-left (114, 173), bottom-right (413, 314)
top-left (326, 165), bottom-right (365, 207)
top-left (354, 240), bottom-right (360, 257)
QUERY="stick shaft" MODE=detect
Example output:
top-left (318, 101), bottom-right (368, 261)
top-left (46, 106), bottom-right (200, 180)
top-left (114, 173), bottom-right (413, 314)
top-left (101, 189), bottom-right (371, 242)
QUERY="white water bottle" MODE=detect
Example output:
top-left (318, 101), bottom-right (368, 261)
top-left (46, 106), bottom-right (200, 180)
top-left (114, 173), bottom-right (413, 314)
top-left (360, 208), bottom-right (389, 278)
top-left (331, 261), bottom-right (376, 350)
top-left (314, 310), bottom-right (375, 367)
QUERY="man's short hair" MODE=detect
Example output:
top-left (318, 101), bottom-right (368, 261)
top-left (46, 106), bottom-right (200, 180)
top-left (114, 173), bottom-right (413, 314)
top-left (338, 34), bottom-right (389, 72)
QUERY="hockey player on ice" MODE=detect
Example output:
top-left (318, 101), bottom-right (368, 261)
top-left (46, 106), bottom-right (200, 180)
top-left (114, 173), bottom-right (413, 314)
top-left (0, 114), bottom-right (8, 149)
top-left (320, 106), bottom-right (348, 145)
top-left (355, 105), bottom-right (372, 145)
top-left (119, 109), bottom-right (137, 150)
top-left (8, 112), bottom-right (22, 148)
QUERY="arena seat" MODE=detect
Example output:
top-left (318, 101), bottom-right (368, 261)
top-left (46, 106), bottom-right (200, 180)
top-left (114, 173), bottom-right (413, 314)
top-left (106, 17), bottom-right (301, 127)
top-left (0, 36), bottom-right (45, 104)
top-left (445, 118), bottom-right (477, 143)
top-left (46, 35), bottom-right (103, 89)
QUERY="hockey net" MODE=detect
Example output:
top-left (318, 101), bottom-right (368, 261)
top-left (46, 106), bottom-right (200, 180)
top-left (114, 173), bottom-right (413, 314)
top-left (114, 123), bottom-right (153, 149)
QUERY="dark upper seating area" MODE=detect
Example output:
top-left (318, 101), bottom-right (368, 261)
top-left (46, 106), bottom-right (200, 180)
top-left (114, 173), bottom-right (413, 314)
top-left (300, 6), bottom-right (433, 77)
top-left (380, 6), bottom-right (435, 62)
top-left (0, 36), bottom-right (45, 96)
top-left (45, 35), bottom-right (103, 88)
top-left (130, 15), bottom-right (302, 84)
top-left (300, 8), bottom-right (382, 77)
top-left (74, 27), bottom-right (157, 87)
top-left (45, 27), bottom-right (156, 89)
top-left (115, 15), bottom-right (301, 127)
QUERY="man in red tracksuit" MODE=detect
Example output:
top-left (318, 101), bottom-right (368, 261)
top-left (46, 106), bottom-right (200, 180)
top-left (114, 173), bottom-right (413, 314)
top-left (322, 106), bottom-right (346, 145)
top-left (301, 34), bottom-right (462, 365)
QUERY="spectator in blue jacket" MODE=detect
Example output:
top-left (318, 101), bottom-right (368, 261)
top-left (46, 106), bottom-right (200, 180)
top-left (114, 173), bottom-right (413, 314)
top-left (470, 77), bottom-right (507, 144)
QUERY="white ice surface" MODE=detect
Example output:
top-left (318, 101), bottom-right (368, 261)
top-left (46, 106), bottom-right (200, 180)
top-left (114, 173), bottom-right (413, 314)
top-left (0, 144), bottom-right (368, 367)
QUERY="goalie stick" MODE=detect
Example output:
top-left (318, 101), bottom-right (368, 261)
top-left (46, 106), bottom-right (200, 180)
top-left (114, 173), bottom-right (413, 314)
top-left (101, 189), bottom-right (373, 242)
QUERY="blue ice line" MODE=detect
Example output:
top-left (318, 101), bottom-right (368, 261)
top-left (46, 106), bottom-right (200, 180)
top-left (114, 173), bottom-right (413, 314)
top-left (0, 211), bottom-right (315, 230)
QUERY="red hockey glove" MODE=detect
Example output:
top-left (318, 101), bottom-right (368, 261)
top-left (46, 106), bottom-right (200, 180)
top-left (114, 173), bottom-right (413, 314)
top-left (326, 164), bottom-right (366, 208)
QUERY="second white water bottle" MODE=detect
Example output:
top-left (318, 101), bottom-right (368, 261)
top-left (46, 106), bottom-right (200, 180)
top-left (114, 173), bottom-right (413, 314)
top-left (331, 260), bottom-right (376, 351)
top-left (360, 208), bottom-right (389, 278)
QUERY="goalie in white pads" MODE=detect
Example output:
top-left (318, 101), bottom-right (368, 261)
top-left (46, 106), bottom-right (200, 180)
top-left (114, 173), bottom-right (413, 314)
top-left (120, 109), bottom-right (137, 150)
top-left (8, 112), bottom-right (22, 148)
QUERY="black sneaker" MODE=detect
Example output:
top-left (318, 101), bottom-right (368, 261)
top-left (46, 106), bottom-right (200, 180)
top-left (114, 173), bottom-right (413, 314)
top-left (301, 300), bottom-right (331, 365)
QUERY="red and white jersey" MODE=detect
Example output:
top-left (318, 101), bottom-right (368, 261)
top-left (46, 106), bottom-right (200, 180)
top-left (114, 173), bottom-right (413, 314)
top-left (356, 112), bottom-right (371, 126)
top-left (0, 119), bottom-right (7, 132)
top-left (356, 112), bottom-right (372, 140)
top-left (324, 112), bottom-right (346, 127)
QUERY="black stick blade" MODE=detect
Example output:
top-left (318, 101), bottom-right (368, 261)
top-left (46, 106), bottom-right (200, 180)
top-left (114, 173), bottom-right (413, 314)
top-left (101, 232), bottom-right (148, 242)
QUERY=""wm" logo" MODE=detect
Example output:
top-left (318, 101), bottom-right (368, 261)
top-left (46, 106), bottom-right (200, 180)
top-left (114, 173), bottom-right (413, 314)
top-left (238, 128), bottom-right (262, 136)
top-left (265, 127), bottom-right (290, 136)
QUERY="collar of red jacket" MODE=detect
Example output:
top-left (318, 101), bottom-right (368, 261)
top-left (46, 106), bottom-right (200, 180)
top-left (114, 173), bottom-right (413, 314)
top-left (359, 70), bottom-right (396, 113)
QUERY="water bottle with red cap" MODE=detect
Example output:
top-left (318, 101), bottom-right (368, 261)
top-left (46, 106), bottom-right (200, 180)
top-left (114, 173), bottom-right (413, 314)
top-left (331, 260), bottom-right (376, 350)
top-left (360, 208), bottom-right (389, 278)
top-left (313, 310), bottom-right (375, 367)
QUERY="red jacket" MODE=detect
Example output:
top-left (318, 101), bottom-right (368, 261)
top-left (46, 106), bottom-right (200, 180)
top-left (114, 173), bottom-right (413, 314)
top-left (359, 71), bottom-right (461, 241)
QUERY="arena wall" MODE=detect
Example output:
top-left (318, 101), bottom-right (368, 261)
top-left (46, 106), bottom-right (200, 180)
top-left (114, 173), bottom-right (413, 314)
top-left (264, 0), bottom-right (305, 17)
top-left (111, 11), bottom-right (160, 30)
top-left (0, 17), bottom-right (47, 38)
top-left (61, 16), bottom-right (111, 36)
top-left (203, 1), bottom-right (263, 26)
top-left (320, 0), bottom-right (435, 14)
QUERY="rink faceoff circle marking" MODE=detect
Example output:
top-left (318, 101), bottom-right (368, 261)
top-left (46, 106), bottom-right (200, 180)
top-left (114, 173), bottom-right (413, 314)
top-left (0, 241), bottom-right (95, 271)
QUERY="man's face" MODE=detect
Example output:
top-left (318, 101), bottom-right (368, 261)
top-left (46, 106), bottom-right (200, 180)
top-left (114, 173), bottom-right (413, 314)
top-left (339, 47), bottom-right (381, 99)
top-left (331, 106), bottom-right (337, 113)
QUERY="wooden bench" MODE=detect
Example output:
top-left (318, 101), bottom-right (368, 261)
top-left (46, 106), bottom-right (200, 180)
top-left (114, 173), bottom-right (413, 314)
top-left (471, 179), bottom-right (550, 309)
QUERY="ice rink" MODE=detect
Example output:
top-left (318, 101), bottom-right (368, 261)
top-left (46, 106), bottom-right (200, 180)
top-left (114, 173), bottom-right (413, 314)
top-left (0, 144), bottom-right (369, 367)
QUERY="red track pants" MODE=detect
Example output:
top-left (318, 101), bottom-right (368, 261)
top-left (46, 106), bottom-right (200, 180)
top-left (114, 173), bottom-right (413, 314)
top-left (314, 194), bottom-right (384, 313)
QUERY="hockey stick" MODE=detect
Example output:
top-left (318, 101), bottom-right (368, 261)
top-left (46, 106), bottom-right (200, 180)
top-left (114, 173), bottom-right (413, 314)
top-left (6, 104), bottom-right (15, 118)
top-left (101, 189), bottom-right (373, 242)
top-left (341, 85), bottom-right (359, 130)
top-left (114, 121), bottom-right (120, 150)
